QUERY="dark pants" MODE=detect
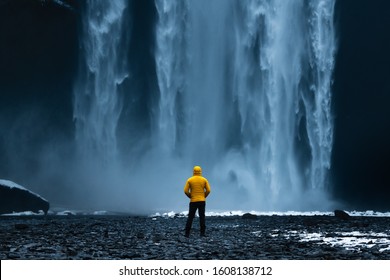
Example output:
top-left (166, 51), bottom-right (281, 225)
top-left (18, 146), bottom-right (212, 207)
top-left (185, 201), bottom-right (206, 236)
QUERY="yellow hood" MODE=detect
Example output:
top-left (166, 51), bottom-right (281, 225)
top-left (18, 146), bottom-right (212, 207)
top-left (193, 166), bottom-right (202, 176)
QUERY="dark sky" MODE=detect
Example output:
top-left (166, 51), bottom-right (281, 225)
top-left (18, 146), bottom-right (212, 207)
top-left (0, 0), bottom-right (390, 210)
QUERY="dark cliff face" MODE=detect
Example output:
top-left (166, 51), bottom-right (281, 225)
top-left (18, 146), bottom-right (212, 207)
top-left (0, 0), bottom-right (78, 122)
top-left (0, 0), bottom-right (79, 180)
top-left (332, 0), bottom-right (390, 210)
top-left (0, 0), bottom-right (390, 210)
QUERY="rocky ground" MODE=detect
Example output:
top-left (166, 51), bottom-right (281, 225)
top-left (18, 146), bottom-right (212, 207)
top-left (1, 214), bottom-right (390, 259)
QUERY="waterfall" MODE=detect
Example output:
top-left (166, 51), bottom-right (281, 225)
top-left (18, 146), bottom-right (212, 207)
top-left (306, 0), bottom-right (336, 191)
top-left (155, 0), bottom-right (189, 153)
top-left (155, 0), bottom-right (336, 210)
top-left (71, 0), bottom-right (336, 212)
top-left (73, 0), bottom-right (128, 163)
top-left (155, 0), bottom-right (236, 160)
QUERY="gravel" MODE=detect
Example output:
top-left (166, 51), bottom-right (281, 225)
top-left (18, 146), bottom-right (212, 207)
top-left (1, 214), bottom-right (390, 259)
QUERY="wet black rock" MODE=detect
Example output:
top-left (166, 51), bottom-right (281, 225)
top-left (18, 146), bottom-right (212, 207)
top-left (136, 232), bottom-right (145, 239)
top-left (242, 213), bottom-right (258, 219)
top-left (14, 223), bottom-right (29, 230)
top-left (334, 209), bottom-right (350, 220)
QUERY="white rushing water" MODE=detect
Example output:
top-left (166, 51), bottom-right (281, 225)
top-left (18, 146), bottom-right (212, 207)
top-left (154, 0), bottom-right (336, 211)
top-left (73, 0), bottom-right (128, 163)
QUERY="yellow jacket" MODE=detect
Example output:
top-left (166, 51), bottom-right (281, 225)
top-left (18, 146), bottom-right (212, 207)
top-left (184, 166), bottom-right (211, 202)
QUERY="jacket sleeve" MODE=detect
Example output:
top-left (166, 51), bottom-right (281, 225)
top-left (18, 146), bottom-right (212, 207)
top-left (204, 179), bottom-right (211, 198)
top-left (184, 180), bottom-right (191, 198)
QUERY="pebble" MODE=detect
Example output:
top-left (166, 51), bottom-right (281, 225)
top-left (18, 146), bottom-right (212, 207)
top-left (14, 224), bottom-right (29, 230)
top-left (0, 215), bottom-right (389, 259)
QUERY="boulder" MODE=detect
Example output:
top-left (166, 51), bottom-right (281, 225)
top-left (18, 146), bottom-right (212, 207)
top-left (334, 209), bottom-right (350, 220)
top-left (0, 179), bottom-right (49, 215)
top-left (242, 213), bottom-right (258, 219)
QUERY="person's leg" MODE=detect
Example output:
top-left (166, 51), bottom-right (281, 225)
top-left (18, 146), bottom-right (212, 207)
top-left (185, 202), bottom-right (197, 237)
top-left (198, 201), bottom-right (206, 236)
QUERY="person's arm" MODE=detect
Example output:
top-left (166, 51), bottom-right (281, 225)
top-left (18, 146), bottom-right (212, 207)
top-left (204, 179), bottom-right (211, 198)
top-left (184, 180), bottom-right (191, 198)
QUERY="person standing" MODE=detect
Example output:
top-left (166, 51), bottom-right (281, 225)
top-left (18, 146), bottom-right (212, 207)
top-left (184, 165), bottom-right (211, 237)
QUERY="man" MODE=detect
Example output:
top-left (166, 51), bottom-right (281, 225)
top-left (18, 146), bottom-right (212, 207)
top-left (184, 165), bottom-right (211, 237)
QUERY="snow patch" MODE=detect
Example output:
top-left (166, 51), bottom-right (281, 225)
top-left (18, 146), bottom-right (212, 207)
top-left (0, 179), bottom-right (49, 203)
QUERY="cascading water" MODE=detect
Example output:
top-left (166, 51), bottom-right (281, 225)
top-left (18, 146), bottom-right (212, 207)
top-left (73, 0), bottom-right (128, 164)
top-left (155, 0), bottom-right (189, 153)
top-left (154, 0), bottom-right (336, 210)
top-left (306, 0), bottom-right (336, 192)
top-left (72, 0), bottom-right (336, 212)
top-left (71, 0), bottom-right (133, 211)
